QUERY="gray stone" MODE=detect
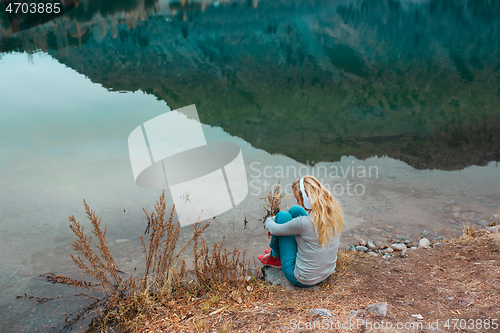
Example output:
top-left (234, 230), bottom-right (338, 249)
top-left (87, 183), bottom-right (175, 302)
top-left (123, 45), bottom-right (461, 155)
top-left (309, 308), bottom-right (332, 317)
top-left (263, 267), bottom-right (295, 290)
top-left (263, 267), bottom-right (319, 291)
top-left (368, 251), bottom-right (379, 256)
top-left (391, 243), bottom-right (407, 251)
top-left (484, 225), bottom-right (500, 233)
top-left (365, 303), bottom-right (388, 316)
top-left (367, 240), bottom-right (377, 250)
top-left (349, 245), bottom-right (356, 251)
top-left (419, 238), bottom-right (431, 248)
top-left (356, 246), bottom-right (368, 252)
top-left (383, 247), bottom-right (394, 254)
top-left (400, 249), bottom-right (408, 257)
top-left (434, 242), bottom-right (443, 246)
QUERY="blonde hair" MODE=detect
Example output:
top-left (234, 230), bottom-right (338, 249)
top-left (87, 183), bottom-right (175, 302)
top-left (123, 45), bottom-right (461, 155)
top-left (292, 175), bottom-right (344, 247)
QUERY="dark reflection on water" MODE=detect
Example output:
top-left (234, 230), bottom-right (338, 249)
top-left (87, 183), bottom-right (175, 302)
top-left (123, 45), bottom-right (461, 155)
top-left (1, 0), bottom-right (500, 170)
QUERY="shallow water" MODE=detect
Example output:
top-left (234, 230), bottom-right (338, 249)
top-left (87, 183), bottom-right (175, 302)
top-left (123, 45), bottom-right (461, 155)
top-left (1, 0), bottom-right (500, 331)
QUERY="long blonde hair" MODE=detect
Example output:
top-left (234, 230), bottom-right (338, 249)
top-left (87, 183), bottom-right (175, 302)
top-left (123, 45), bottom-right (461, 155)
top-left (292, 175), bottom-right (344, 247)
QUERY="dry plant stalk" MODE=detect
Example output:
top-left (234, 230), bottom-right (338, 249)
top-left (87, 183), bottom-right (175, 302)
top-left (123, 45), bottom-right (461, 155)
top-left (260, 180), bottom-right (284, 222)
top-left (43, 273), bottom-right (98, 289)
top-left (192, 235), bottom-right (249, 291)
top-left (53, 189), bottom-right (251, 332)
top-left (69, 199), bottom-right (126, 297)
top-left (139, 190), bottom-right (211, 295)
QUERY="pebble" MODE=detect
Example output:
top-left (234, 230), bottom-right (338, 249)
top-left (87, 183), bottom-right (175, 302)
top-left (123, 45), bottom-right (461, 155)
top-left (383, 228), bottom-right (392, 232)
top-left (391, 243), bottom-right (407, 251)
top-left (434, 242), bottom-right (442, 246)
top-left (400, 249), bottom-right (408, 257)
top-left (358, 239), bottom-right (367, 246)
top-left (367, 240), bottom-right (377, 250)
top-left (365, 303), bottom-right (388, 316)
top-left (356, 246), bottom-right (368, 252)
top-left (406, 243), bottom-right (414, 248)
top-left (447, 297), bottom-right (453, 300)
top-left (348, 310), bottom-right (358, 318)
top-left (411, 246), bottom-right (418, 250)
top-left (383, 247), bottom-right (394, 254)
top-left (419, 238), bottom-right (431, 248)
top-left (349, 245), bottom-right (356, 251)
top-left (309, 308), bottom-right (332, 317)
top-left (368, 252), bottom-right (379, 256)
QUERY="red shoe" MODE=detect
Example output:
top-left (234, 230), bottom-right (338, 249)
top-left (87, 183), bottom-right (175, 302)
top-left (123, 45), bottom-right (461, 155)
top-left (258, 253), bottom-right (281, 269)
top-left (264, 248), bottom-right (271, 254)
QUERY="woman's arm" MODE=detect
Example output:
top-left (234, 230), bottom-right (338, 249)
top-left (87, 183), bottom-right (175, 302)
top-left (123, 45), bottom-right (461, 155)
top-left (265, 216), bottom-right (305, 236)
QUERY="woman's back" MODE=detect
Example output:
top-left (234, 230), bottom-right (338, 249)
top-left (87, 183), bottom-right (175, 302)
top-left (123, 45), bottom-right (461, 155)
top-left (293, 215), bottom-right (340, 285)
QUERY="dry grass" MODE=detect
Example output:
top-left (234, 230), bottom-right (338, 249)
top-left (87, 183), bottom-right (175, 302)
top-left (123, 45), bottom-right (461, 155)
top-left (51, 190), bottom-right (250, 332)
top-left (260, 180), bottom-right (284, 222)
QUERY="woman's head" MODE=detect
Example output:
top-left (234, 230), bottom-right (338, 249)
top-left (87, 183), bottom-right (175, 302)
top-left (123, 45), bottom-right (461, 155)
top-left (292, 175), bottom-right (344, 246)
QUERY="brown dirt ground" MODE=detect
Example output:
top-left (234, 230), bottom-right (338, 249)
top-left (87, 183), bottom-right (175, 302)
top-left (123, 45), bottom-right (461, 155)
top-left (142, 231), bottom-right (500, 333)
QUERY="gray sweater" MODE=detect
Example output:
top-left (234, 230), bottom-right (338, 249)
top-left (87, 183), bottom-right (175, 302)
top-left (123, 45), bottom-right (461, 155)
top-left (265, 215), bottom-right (340, 285)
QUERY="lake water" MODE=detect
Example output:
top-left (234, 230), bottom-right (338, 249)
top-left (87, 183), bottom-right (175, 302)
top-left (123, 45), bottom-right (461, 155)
top-left (1, 0), bottom-right (500, 331)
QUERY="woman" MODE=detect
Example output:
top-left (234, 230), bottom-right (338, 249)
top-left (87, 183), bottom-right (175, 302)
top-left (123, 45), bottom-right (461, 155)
top-left (259, 175), bottom-right (344, 287)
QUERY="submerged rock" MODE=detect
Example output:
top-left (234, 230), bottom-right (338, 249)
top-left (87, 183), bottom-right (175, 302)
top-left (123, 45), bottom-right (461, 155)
top-left (115, 239), bottom-right (130, 243)
top-left (475, 219), bottom-right (489, 226)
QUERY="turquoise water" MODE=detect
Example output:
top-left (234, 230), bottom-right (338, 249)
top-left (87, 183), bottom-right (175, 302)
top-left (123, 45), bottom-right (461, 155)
top-left (1, 0), bottom-right (500, 331)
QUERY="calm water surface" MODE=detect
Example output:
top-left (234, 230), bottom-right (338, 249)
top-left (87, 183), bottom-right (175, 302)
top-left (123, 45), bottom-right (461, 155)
top-left (1, 0), bottom-right (500, 331)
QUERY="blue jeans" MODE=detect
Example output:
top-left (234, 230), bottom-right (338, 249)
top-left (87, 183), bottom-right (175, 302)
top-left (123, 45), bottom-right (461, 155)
top-left (269, 205), bottom-right (316, 288)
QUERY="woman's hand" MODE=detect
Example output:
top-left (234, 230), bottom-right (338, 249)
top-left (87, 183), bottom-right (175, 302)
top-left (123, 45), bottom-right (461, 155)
top-left (267, 229), bottom-right (272, 239)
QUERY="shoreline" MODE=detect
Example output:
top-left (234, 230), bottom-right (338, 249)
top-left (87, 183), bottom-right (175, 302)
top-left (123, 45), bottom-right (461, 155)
top-left (136, 223), bottom-right (500, 332)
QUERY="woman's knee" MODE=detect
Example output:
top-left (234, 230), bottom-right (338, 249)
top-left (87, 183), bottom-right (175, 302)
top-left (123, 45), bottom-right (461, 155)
top-left (289, 205), bottom-right (308, 218)
top-left (275, 211), bottom-right (293, 224)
